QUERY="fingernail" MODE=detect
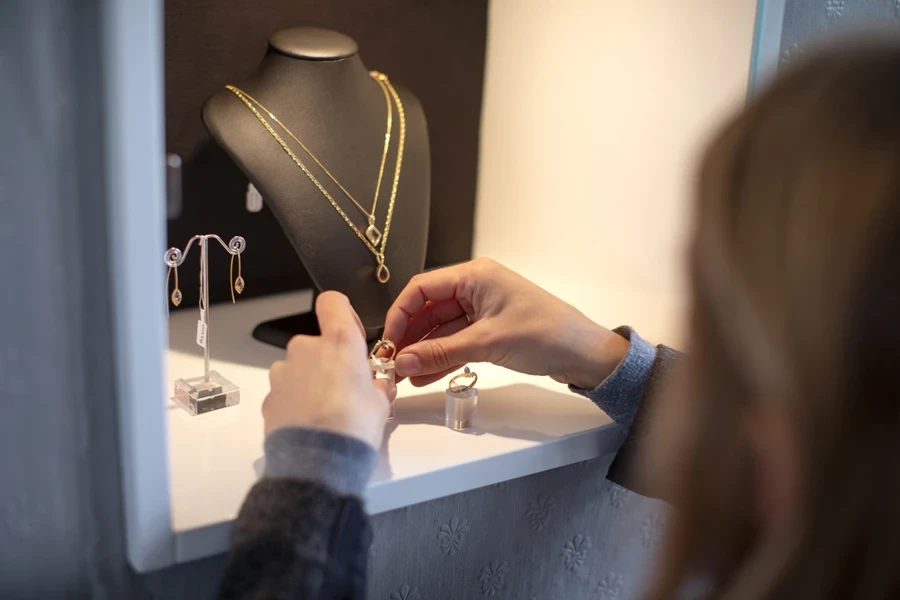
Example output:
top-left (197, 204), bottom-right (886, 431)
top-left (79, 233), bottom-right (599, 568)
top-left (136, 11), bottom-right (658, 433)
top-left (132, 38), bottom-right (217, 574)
top-left (395, 354), bottom-right (421, 377)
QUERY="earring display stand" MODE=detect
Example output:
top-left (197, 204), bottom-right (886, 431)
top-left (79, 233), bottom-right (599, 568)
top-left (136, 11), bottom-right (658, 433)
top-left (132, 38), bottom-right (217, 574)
top-left (165, 234), bottom-right (246, 415)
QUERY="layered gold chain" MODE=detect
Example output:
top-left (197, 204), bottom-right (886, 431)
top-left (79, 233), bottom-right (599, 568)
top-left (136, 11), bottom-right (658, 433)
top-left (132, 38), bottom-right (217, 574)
top-left (226, 70), bottom-right (405, 283)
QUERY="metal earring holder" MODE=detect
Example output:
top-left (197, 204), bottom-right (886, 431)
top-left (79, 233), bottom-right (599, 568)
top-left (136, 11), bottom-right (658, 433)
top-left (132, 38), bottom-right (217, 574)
top-left (165, 234), bottom-right (246, 415)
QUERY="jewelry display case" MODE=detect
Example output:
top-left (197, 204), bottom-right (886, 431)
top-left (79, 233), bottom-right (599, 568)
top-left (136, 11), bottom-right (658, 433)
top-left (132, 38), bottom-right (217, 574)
top-left (109, 0), bottom-right (767, 579)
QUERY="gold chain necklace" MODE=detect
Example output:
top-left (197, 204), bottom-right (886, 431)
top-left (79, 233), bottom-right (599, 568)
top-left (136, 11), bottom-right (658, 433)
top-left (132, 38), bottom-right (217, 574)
top-left (226, 71), bottom-right (405, 283)
top-left (227, 71), bottom-right (392, 246)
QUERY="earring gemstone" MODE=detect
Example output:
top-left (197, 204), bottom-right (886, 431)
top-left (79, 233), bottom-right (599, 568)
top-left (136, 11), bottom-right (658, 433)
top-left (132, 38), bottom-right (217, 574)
top-left (171, 289), bottom-right (183, 306)
top-left (234, 276), bottom-right (245, 294)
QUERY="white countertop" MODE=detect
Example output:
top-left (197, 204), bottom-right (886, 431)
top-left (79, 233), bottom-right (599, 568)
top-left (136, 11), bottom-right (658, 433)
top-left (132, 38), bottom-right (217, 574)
top-left (165, 290), bottom-right (623, 563)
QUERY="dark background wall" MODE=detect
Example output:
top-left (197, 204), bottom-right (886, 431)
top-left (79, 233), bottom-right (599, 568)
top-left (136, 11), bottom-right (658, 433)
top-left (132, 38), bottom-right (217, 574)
top-left (165, 0), bottom-right (488, 304)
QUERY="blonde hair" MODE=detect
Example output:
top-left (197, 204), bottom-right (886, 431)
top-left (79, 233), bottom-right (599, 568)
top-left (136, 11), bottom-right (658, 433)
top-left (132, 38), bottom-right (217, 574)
top-left (648, 41), bottom-right (900, 600)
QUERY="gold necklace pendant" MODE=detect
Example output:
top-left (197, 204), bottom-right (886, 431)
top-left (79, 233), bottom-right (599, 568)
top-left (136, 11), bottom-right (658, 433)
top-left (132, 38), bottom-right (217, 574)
top-left (365, 216), bottom-right (383, 246)
top-left (376, 253), bottom-right (390, 283)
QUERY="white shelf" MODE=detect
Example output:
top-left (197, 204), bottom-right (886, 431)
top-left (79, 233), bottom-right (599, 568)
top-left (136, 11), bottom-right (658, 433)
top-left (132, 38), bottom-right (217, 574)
top-left (166, 290), bottom-right (624, 564)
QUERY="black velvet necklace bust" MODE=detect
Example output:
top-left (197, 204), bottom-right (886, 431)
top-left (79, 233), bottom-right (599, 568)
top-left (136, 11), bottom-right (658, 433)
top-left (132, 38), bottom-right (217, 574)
top-left (202, 27), bottom-right (430, 343)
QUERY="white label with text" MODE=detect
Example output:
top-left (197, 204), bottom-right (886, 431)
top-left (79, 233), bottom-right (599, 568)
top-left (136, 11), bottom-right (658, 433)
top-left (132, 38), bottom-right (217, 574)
top-left (196, 320), bottom-right (208, 348)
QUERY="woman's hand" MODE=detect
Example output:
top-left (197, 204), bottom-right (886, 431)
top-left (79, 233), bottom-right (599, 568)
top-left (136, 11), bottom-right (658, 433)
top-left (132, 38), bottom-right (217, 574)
top-left (264, 291), bottom-right (394, 450)
top-left (383, 258), bottom-right (629, 389)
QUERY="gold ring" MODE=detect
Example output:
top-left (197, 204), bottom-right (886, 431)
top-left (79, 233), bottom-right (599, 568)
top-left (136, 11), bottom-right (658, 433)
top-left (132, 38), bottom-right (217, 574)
top-left (369, 338), bottom-right (397, 361)
top-left (449, 366), bottom-right (478, 393)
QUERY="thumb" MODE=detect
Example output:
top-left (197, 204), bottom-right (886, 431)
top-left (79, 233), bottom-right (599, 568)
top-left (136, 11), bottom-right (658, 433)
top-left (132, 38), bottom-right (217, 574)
top-left (395, 323), bottom-right (490, 378)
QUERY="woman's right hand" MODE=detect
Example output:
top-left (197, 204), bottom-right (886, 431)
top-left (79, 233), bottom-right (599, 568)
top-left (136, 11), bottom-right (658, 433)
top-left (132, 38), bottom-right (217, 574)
top-left (383, 258), bottom-right (629, 389)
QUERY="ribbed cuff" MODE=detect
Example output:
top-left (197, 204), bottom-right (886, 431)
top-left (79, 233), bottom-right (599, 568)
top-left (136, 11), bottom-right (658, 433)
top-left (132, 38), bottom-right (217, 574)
top-left (569, 326), bottom-right (657, 431)
top-left (264, 427), bottom-right (377, 499)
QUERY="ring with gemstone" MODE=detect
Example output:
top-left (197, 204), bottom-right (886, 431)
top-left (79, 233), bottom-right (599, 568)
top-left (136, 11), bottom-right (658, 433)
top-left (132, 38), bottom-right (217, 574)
top-left (369, 338), bottom-right (397, 362)
top-left (449, 366), bottom-right (478, 393)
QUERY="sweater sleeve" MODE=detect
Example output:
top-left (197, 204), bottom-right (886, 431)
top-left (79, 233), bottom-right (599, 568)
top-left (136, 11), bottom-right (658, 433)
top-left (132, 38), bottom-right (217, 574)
top-left (264, 427), bottom-right (377, 498)
top-left (569, 326), bottom-right (659, 431)
top-left (218, 428), bottom-right (377, 599)
top-left (570, 326), bottom-right (682, 502)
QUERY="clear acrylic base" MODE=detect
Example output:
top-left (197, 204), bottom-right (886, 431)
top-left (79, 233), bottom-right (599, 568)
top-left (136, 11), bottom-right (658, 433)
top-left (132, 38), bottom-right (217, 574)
top-left (368, 357), bottom-right (396, 420)
top-left (171, 370), bottom-right (240, 416)
top-left (445, 387), bottom-right (478, 430)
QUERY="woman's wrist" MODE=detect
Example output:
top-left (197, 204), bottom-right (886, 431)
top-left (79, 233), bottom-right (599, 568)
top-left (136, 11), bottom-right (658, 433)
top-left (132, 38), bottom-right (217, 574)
top-left (563, 323), bottom-right (630, 390)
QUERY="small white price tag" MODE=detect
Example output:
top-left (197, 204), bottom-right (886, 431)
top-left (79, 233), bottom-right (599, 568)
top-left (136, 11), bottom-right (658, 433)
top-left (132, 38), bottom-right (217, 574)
top-left (246, 182), bottom-right (263, 213)
top-left (196, 319), bottom-right (208, 348)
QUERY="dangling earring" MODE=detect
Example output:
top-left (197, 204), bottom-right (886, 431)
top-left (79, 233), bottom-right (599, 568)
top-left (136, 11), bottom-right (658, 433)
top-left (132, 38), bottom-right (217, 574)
top-left (230, 253), bottom-right (245, 304)
top-left (168, 264), bottom-right (183, 307)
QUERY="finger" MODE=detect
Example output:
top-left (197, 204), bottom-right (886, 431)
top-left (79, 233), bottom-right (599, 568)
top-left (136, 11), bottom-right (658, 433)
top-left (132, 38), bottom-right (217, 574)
top-left (372, 378), bottom-right (398, 404)
top-left (315, 291), bottom-right (365, 343)
top-left (285, 335), bottom-right (313, 359)
top-left (397, 299), bottom-right (467, 350)
top-left (394, 321), bottom-right (490, 378)
top-left (408, 365), bottom-right (462, 388)
top-left (423, 313), bottom-right (470, 342)
top-left (261, 392), bottom-right (273, 420)
top-left (268, 360), bottom-right (286, 386)
top-left (383, 264), bottom-right (473, 345)
top-left (392, 313), bottom-right (471, 383)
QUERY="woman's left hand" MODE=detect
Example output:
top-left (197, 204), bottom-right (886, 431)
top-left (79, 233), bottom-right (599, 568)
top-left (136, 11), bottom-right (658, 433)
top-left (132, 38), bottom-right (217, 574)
top-left (264, 291), bottom-right (395, 450)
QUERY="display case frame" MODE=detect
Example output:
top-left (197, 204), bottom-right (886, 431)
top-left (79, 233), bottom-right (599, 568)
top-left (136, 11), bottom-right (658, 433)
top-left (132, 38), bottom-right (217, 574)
top-left (748, 0), bottom-right (787, 97)
top-left (103, 0), bottom-right (173, 573)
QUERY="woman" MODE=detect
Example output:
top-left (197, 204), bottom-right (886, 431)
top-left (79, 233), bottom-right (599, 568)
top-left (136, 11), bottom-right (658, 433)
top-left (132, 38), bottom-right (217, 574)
top-left (218, 41), bottom-right (900, 599)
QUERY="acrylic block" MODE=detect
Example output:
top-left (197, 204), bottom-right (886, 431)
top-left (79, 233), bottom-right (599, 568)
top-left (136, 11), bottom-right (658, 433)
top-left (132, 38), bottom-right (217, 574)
top-left (368, 356), bottom-right (396, 420)
top-left (445, 387), bottom-right (478, 431)
top-left (171, 370), bottom-right (239, 416)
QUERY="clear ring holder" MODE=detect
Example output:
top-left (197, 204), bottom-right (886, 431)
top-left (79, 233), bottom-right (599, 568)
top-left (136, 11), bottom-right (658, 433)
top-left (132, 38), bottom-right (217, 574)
top-left (368, 339), bottom-right (397, 420)
top-left (165, 234), bottom-right (246, 416)
top-left (445, 367), bottom-right (478, 430)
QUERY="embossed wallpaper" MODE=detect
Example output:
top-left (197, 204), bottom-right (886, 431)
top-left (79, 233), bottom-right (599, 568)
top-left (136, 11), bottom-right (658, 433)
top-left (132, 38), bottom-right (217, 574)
top-left (779, 0), bottom-right (900, 65)
top-left (369, 453), bottom-right (667, 600)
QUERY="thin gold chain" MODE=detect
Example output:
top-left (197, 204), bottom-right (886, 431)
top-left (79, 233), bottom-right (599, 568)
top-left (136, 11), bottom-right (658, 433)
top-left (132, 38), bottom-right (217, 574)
top-left (379, 76), bottom-right (405, 248)
top-left (226, 72), bottom-right (392, 222)
top-left (225, 71), bottom-right (405, 282)
top-left (369, 73), bottom-right (393, 221)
